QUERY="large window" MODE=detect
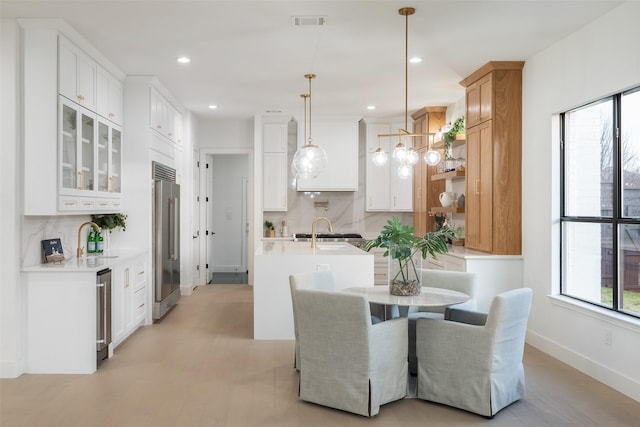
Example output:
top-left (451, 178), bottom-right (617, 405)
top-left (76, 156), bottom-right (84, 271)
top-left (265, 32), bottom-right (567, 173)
top-left (561, 87), bottom-right (640, 318)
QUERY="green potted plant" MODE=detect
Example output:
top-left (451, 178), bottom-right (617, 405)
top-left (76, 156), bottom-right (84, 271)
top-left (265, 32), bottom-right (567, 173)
top-left (264, 220), bottom-right (276, 238)
top-left (443, 116), bottom-right (466, 158)
top-left (90, 213), bottom-right (127, 252)
top-left (91, 213), bottom-right (127, 233)
top-left (364, 217), bottom-right (455, 296)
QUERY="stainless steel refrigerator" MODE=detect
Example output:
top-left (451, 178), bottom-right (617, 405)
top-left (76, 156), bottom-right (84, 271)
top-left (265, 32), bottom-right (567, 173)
top-left (153, 162), bottom-right (181, 320)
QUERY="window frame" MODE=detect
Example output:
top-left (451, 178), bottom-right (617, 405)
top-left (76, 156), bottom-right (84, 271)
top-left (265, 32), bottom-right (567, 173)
top-left (560, 87), bottom-right (640, 319)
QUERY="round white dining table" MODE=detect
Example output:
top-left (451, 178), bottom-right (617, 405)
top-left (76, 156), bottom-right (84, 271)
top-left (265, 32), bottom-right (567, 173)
top-left (342, 285), bottom-right (469, 309)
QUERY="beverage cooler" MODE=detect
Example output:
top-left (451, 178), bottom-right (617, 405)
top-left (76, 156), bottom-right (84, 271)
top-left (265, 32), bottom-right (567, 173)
top-left (96, 268), bottom-right (112, 367)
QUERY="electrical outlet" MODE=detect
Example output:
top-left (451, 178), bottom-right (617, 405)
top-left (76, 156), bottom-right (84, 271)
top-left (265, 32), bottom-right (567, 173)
top-left (316, 264), bottom-right (330, 271)
top-left (604, 329), bottom-right (612, 346)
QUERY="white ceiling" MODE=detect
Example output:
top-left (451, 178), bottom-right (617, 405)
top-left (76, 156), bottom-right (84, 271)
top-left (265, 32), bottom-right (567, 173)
top-left (2, 0), bottom-right (623, 121)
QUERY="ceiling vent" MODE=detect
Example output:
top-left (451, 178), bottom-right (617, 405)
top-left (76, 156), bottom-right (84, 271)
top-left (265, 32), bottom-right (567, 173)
top-left (291, 16), bottom-right (327, 26)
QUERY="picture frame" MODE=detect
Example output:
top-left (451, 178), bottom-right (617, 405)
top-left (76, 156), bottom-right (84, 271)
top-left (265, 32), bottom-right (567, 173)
top-left (41, 238), bottom-right (65, 263)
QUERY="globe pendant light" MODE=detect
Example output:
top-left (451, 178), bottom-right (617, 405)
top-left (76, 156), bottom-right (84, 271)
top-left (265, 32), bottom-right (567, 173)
top-left (291, 74), bottom-right (327, 179)
top-left (392, 143), bottom-right (407, 162)
top-left (424, 148), bottom-right (441, 166)
top-left (406, 146), bottom-right (419, 166)
top-left (424, 134), bottom-right (442, 165)
top-left (397, 161), bottom-right (412, 179)
top-left (371, 136), bottom-right (388, 166)
top-left (376, 7), bottom-right (431, 179)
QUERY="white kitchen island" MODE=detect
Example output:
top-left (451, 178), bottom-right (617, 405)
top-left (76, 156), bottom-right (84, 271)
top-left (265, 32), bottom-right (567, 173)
top-left (253, 241), bottom-right (374, 340)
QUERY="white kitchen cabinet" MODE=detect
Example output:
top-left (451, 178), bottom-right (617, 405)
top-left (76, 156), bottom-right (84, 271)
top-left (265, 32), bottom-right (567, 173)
top-left (97, 117), bottom-right (122, 197)
top-left (96, 65), bottom-right (123, 125)
top-left (22, 251), bottom-right (147, 374)
top-left (363, 120), bottom-right (413, 211)
top-left (57, 96), bottom-right (123, 213)
top-left (295, 118), bottom-right (359, 191)
top-left (150, 87), bottom-right (183, 145)
top-left (22, 23), bottom-right (125, 215)
top-left (424, 248), bottom-right (523, 312)
top-left (371, 247), bottom-right (388, 285)
top-left (58, 35), bottom-right (97, 111)
top-left (263, 118), bottom-right (289, 211)
top-left (263, 153), bottom-right (288, 211)
top-left (59, 97), bottom-right (96, 196)
top-left (112, 254), bottom-right (147, 347)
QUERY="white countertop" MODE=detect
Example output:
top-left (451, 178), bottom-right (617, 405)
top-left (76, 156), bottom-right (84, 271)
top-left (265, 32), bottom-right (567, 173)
top-left (22, 249), bottom-right (146, 272)
top-left (256, 240), bottom-right (369, 256)
top-left (436, 245), bottom-right (524, 260)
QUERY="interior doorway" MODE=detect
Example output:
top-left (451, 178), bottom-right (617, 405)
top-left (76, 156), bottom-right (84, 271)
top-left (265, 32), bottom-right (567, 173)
top-left (205, 153), bottom-right (249, 284)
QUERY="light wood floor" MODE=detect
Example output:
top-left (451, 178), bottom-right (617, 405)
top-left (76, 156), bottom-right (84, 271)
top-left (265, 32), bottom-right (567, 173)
top-left (2, 284), bottom-right (640, 426)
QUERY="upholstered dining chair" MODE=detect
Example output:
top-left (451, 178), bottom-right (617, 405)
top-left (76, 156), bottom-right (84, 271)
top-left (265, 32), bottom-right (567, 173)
top-left (294, 288), bottom-right (408, 417)
top-left (289, 271), bottom-right (335, 371)
top-left (415, 288), bottom-right (533, 418)
top-left (407, 269), bottom-right (478, 374)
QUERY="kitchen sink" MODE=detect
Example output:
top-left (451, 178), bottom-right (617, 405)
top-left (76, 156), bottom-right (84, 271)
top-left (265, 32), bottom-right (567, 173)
top-left (89, 255), bottom-right (119, 259)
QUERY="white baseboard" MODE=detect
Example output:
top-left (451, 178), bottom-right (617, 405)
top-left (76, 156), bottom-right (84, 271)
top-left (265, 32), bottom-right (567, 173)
top-left (526, 330), bottom-right (640, 403)
top-left (1, 360), bottom-right (23, 378)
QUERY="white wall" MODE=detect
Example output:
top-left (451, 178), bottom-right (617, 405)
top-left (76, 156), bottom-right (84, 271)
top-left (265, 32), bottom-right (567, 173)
top-left (1, 18), bottom-right (24, 378)
top-left (197, 119), bottom-right (254, 149)
top-left (523, 1), bottom-right (640, 401)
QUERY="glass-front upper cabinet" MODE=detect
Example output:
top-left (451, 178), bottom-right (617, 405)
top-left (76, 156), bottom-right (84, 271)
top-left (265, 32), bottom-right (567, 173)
top-left (97, 117), bottom-right (122, 195)
top-left (111, 127), bottom-right (122, 194)
top-left (59, 96), bottom-right (96, 195)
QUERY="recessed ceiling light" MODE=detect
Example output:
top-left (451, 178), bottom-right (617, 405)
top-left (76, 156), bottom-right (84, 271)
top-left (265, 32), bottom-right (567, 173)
top-left (409, 57), bottom-right (422, 64)
top-left (367, 105), bottom-right (376, 110)
top-left (177, 57), bottom-right (191, 64)
top-left (208, 105), bottom-right (217, 110)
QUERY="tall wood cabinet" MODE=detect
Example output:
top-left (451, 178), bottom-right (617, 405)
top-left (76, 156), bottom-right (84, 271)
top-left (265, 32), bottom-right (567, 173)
top-left (411, 107), bottom-right (446, 236)
top-left (460, 61), bottom-right (524, 255)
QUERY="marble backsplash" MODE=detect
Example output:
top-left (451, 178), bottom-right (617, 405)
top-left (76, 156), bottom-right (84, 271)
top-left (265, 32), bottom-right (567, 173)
top-left (21, 215), bottom-right (128, 267)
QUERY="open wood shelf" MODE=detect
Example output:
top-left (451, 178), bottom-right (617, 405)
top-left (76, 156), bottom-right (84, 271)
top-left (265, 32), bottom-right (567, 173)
top-left (431, 169), bottom-right (465, 181)
top-left (431, 206), bottom-right (465, 214)
top-left (432, 134), bottom-right (466, 149)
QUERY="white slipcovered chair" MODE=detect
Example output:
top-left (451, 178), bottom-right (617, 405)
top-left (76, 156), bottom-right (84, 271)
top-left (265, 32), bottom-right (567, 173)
top-left (289, 271), bottom-right (335, 371)
top-left (295, 288), bottom-right (408, 417)
top-left (407, 269), bottom-right (478, 374)
top-left (416, 288), bottom-right (533, 418)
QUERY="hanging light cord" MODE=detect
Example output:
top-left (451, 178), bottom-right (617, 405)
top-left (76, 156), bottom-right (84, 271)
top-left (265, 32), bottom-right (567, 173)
top-left (404, 9), bottom-right (409, 132)
top-left (305, 74), bottom-right (316, 144)
top-left (300, 93), bottom-right (309, 146)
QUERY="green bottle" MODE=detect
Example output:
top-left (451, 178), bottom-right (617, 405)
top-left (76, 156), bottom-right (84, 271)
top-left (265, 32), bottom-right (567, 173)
top-left (87, 230), bottom-right (96, 254)
top-left (96, 232), bottom-right (104, 253)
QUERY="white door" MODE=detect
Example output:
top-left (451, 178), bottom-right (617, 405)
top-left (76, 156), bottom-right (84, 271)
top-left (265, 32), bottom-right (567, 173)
top-left (206, 154), bottom-right (249, 282)
top-left (192, 149), bottom-right (201, 287)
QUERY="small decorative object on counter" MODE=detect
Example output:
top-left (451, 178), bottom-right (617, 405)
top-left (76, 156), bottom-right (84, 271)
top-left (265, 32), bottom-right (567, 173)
top-left (264, 220), bottom-right (276, 238)
top-left (457, 193), bottom-right (465, 208)
top-left (364, 217), bottom-right (455, 296)
top-left (87, 230), bottom-right (96, 254)
top-left (452, 226), bottom-right (465, 246)
top-left (96, 232), bottom-right (104, 253)
top-left (281, 219), bottom-right (288, 237)
top-left (41, 238), bottom-right (65, 263)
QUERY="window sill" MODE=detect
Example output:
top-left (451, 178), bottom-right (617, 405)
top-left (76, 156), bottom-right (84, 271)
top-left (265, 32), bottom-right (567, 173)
top-left (548, 294), bottom-right (640, 332)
